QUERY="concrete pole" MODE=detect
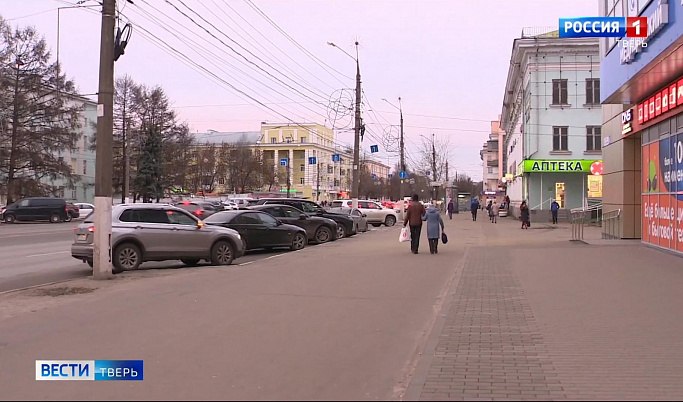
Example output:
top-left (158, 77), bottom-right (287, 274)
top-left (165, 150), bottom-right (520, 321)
top-left (352, 42), bottom-right (361, 209)
top-left (93, 0), bottom-right (116, 279)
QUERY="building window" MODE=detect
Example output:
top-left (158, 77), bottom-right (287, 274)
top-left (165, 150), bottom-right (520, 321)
top-left (553, 126), bottom-right (569, 151)
top-left (300, 137), bottom-right (307, 143)
top-left (218, 177), bottom-right (225, 185)
top-left (270, 138), bottom-right (276, 144)
top-left (285, 137), bottom-right (292, 143)
top-left (587, 126), bottom-right (602, 151)
top-left (488, 167), bottom-right (494, 174)
top-left (586, 79), bottom-right (600, 105)
top-left (71, 158), bottom-right (77, 172)
top-left (300, 178), bottom-right (305, 184)
top-left (552, 79), bottom-right (568, 105)
top-left (82, 160), bottom-right (87, 175)
top-left (300, 164), bottom-right (305, 172)
top-left (327, 166), bottom-right (333, 174)
top-left (72, 189), bottom-right (77, 200)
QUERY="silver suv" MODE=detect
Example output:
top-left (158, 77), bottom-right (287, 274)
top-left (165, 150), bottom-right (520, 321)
top-left (71, 204), bottom-right (244, 273)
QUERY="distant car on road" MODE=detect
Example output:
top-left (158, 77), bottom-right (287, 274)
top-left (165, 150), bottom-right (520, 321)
top-left (329, 199), bottom-right (397, 227)
top-left (66, 202), bottom-right (80, 221)
top-left (222, 201), bottom-right (239, 210)
top-left (204, 210), bottom-right (307, 252)
top-left (74, 203), bottom-right (94, 218)
top-left (174, 201), bottom-right (219, 219)
top-left (71, 203), bottom-right (244, 273)
top-left (255, 198), bottom-right (356, 239)
top-left (249, 204), bottom-right (338, 244)
top-left (3, 197), bottom-right (69, 223)
top-left (328, 207), bottom-right (369, 233)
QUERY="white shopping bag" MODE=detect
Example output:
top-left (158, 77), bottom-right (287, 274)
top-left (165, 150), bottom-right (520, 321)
top-left (399, 226), bottom-right (411, 243)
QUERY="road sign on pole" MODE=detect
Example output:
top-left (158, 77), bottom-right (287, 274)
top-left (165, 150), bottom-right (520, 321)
top-left (332, 154), bottom-right (340, 162)
top-left (399, 171), bottom-right (408, 179)
top-left (280, 158), bottom-right (288, 166)
top-left (409, 178), bottom-right (416, 185)
top-left (370, 145), bottom-right (379, 153)
top-left (309, 157), bottom-right (317, 165)
top-left (371, 173), bottom-right (376, 179)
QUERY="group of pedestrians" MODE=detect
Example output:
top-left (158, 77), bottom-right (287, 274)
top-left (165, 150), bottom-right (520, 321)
top-left (403, 194), bottom-right (445, 255)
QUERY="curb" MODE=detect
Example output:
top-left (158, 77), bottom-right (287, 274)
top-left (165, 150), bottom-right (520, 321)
top-left (0, 277), bottom-right (83, 297)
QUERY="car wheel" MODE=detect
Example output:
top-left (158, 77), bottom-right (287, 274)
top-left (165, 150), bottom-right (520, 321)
top-left (210, 240), bottom-right (234, 266)
top-left (65, 213), bottom-right (73, 222)
top-left (384, 215), bottom-right (396, 227)
top-left (314, 226), bottom-right (332, 243)
top-left (50, 214), bottom-right (62, 223)
top-left (371, 223), bottom-right (381, 227)
top-left (336, 225), bottom-right (347, 239)
top-left (4, 214), bottom-right (16, 223)
top-left (291, 233), bottom-right (306, 250)
top-left (181, 259), bottom-right (200, 266)
top-left (113, 243), bottom-right (142, 273)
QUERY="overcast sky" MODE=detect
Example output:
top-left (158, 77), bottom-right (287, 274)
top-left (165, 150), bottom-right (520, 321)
top-left (2, 0), bottom-right (597, 180)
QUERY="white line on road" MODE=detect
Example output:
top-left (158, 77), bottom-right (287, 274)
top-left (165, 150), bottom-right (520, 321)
top-left (26, 251), bottom-right (70, 258)
top-left (264, 253), bottom-right (286, 260)
top-left (238, 261), bottom-right (254, 266)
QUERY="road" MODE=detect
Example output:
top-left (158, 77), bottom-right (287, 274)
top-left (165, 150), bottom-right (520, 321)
top-left (0, 220), bottom-right (336, 293)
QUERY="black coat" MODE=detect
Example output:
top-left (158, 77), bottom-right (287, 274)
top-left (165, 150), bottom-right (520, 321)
top-left (521, 206), bottom-right (530, 221)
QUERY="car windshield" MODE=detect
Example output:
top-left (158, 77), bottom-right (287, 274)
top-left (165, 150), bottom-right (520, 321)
top-left (204, 211), bottom-right (239, 223)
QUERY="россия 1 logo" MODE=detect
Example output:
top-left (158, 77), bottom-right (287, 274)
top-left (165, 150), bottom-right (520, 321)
top-left (35, 360), bottom-right (143, 381)
top-left (559, 17), bottom-right (647, 38)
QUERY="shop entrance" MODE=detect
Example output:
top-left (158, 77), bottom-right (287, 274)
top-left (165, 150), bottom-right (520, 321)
top-left (555, 183), bottom-right (566, 208)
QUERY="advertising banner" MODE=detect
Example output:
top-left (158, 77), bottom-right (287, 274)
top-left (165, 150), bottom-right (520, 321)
top-left (642, 133), bottom-right (683, 254)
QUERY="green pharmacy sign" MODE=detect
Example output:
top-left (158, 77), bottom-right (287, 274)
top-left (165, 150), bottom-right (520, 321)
top-left (522, 160), bottom-right (601, 173)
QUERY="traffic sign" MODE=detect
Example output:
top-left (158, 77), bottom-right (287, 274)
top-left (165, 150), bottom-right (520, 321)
top-left (399, 171), bottom-right (408, 179)
top-left (409, 178), bottom-right (416, 185)
top-left (280, 158), bottom-right (288, 166)
top-left (332, 154), bottom-right (341, 162)
top-left (308, 157), bottom-right (317, 165)
top-left (370, 145), bottom-right (379, 153)
top-left (430, 181), bottom-right (444, 187)
top-left (388, 174), bottom-right (394, 179)
top-left (371, 173), bottom-right (376, 179)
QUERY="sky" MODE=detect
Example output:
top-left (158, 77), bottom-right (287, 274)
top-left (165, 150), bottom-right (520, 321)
top-left (1, 0), bottom-right (598, 181)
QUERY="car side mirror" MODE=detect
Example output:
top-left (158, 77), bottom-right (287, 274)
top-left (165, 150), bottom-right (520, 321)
top-left (362, 214), bottom-right (367, 218)
top-left (276, 219), bottom-right (283, 226)
top-left (299, 214), bottom-right (307, 220)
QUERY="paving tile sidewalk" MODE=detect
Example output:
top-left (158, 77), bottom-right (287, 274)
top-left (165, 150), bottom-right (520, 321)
top-left (406, 214), bottom-right (683, 401)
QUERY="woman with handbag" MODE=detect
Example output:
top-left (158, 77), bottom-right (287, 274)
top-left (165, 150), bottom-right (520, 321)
top-left (423, 202), bottom-right (445, 254)
top-left (520, 200), bottom-right (530, 229)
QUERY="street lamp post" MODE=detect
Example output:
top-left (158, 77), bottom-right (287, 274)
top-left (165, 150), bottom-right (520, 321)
top-left (56, 3), bottom-right (100, 69)
top-left (328, 41), bottom-right (361, 209)
top-left (382, 97), bottom-right (405, 202)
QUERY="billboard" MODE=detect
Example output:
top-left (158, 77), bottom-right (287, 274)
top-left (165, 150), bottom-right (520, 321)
top-left (642, 133), bottom-right (683, 254)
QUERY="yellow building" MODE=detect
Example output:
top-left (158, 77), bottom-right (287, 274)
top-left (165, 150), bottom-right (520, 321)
top-left (258, 123), bottom-right (353, 201)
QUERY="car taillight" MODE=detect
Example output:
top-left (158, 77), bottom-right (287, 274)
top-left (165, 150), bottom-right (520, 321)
top-left (195, 209), bottom-right (203, 216)
top-left (88, 226), bottom-right (95, 232)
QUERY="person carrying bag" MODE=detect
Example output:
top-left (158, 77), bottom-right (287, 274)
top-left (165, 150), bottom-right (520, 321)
top-left (423, 202), bottom-right (445, 254)
top-left (403, 194), bottom-right (427, 254)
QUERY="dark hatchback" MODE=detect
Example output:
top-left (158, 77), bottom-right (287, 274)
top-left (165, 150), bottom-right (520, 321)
top-left (254, 198), bottom-right (356, 239)
top-left (248, 204), bottom-right (338, 244)
top-left (204, 210), bottom-right (308, 252)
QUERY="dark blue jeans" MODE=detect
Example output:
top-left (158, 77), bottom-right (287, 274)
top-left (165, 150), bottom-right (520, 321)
top-left (410, 225), bottom-right (422, 253)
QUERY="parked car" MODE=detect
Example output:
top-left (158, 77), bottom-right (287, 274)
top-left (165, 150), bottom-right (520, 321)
top-left (329, 207), bottom-right (369, 233)
top-left (66, 202), bottom-right (80, 221)
top-left (0, 205), bottom-right (5, 221)
top-left (204, 210), bottom-right (307, 252)
top-left (227, 198), bottom-right (256, 209)
top-left (74, 203), bottom-right (95, 218)
top-left (329, 199), bottom-right (398, 227)
top-left (222, 201), bottom-right (239, 210)
top-left (249, 204), bottom-right (338, 244)
top-left (174, 201), bottom-right (219, 219)
top-left (71, 204), bottom-right (244, 273)
top-left (3, 197), bottom-right (69, 223)
top-left (255, 198), bottom-right (356, 239)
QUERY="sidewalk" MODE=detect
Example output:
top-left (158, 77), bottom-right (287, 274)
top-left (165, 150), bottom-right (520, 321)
top-left (406, 213), bottom-right (683, 401)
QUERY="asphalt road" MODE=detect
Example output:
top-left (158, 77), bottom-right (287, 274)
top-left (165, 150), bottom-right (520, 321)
top-left (0, 221), bottom-right (327, 293)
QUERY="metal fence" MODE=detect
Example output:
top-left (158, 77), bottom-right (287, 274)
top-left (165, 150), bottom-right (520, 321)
top-left (601, 209), bottom-right (621, 239)
top-left (570, 203), bottom-right (603, 241)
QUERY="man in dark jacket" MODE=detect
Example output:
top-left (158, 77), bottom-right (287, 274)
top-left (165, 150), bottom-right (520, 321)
top-left (470, 198), bottom-right (480, 221)
top-left (550, 199), bottom-right (560, 224)
top-left (403, 194), bottom-right (427, 254)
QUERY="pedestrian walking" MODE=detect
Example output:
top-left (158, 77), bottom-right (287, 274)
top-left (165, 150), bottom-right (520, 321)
top-left (403, 194), bottom-right (427, 254)
top-left (505, 195), bottom-right (511, 211)
top-left (520, 200), bottom-right (530, 229)
top-left (487, 200), bottom-right (494, 222)
top-left (551, 199), bottom-right (560, 224)
top-left (470, 198), bottom-right (480, 221)
top-left (447, 199), bottom-right (454, 220)
top-left (423, 202), bottom-right (445, 254)
top-left (492, 201), bottom-right (499, 223)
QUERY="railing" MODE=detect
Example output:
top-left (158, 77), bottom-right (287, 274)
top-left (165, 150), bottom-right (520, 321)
top-left (602, 209), bottom-right (621, 240)
top-left (570, 203), bottom-right (603, 241)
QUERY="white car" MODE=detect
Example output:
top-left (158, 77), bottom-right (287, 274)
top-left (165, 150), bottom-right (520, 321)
top-left (222, 201), bottom-right (239, 210)
top-left (329, 200), bottom-right (397, 227)
top-left (227, 198), bottom-right (254, 209)
top-left (74, 203), bottom-right (95, 218)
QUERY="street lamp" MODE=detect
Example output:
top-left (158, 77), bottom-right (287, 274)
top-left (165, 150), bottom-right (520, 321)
top-left (328, 41), bottom-right (361, 210)
top-left (56, 3), bottom-right (100, 69)
top-left (382, 97), bottom-right (405, 202)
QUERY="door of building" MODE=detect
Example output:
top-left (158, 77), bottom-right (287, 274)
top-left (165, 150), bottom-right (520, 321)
top-left (555, 183), bottom-right (566, 208)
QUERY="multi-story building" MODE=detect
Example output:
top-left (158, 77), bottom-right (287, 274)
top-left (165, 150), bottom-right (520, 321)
top-left (258, 123), bottom-right (353, 201)
top-left (480, 118), bottom-right (505, 202)
top-left (44, 97), bottom-right (98, 203)
top-left (600, 0), bottom-right (683, 256)
top-left (363, 158), bottom-right (391, 180)
top-left (500, 29), bottom-right (602, 219)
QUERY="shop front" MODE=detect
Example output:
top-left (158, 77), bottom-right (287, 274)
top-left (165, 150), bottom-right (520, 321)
top-left (518, 160), bottom-right (602, 210)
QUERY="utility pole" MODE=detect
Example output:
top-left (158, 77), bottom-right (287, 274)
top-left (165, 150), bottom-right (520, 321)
top-left (6, 58), bottom-right (22, 205)
top-left (93, 0), bottom-right (116, 279)
top-left (431, 133), bottom-right (437, 202)
top-left (352, 41), bottom-right (361, 210)
top-left (286, 158), bottom-right (291, 195)
top-left (445, 161), bottom-right (449, 183)
top-left (316, 161), bottom-right (320, 202)
top-left (399, 97), bottom-right (405, 202)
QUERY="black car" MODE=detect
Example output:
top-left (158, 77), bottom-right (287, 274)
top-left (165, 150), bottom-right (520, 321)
top-left (249, 204), bottom-right (338, 244)
top-left (3, 197), bottom-right (69, 223)
top-left (255, 198), bottom-right (356, 238)
top-left (204, 210), bottom-right (308, 252)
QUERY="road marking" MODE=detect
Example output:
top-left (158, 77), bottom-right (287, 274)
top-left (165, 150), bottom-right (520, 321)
top-left (264, 253), bottom-right (286, 260)
top-left (0, 230), bottom-right (72, 239)
top-left (238, 261), bottom-right (254, 266)
top-left (26, 251), bottom-right (70, 258)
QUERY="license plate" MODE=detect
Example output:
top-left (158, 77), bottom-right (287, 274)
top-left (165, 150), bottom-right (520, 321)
top-left (77, 234), bottom-right (87, 241)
